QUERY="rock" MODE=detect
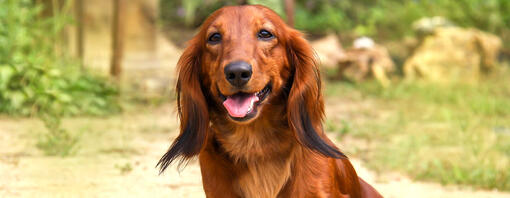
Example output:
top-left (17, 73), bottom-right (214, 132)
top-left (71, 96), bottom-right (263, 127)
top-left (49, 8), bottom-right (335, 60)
top-left (412, 16), bottom-right (454, 35)
top-left (353, 36), bottom-right (375, 49)
top-left (404, 27), bottom-right (502, 82)
top-left (338, 38), bottom-right (395, 87)
top-left (310, 34), bottom-right (346, 68)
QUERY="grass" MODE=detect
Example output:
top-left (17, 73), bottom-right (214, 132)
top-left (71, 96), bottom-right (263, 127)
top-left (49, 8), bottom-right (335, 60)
top-left (36, 114), bottom-right (80, 157)
top-left (325, 69), bottom-right (510, 191)
top-left (115, 162), bottom-right (134, 175)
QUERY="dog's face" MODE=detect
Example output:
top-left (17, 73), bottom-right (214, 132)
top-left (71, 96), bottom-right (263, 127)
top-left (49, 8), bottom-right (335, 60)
top-left (157, 5), bottom-right (344, 173)
top-left (200, 6), bottom-right (291, 123)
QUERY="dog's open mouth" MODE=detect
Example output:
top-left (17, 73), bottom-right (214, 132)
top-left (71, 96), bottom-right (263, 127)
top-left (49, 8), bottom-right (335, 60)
top-left (220, 84), bottom-right (271, 121)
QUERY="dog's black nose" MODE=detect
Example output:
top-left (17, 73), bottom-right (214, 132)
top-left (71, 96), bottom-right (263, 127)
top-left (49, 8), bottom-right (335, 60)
top-left (224, 61), bottom-right (252, 87)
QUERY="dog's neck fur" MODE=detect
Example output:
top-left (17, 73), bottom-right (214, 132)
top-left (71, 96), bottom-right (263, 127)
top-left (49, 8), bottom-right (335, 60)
top-left (210, 104), bottom-right (297, 198)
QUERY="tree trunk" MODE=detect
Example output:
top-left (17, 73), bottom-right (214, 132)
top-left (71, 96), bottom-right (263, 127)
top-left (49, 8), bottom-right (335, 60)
top-left (75, 0), bottom-right (85, 68)
top-left (110, 0), bottom-right (125, 80)
top-left (284, 0), bottom-right (295, 27)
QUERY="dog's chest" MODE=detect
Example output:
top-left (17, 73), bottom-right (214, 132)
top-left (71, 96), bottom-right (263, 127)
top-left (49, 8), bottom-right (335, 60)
top-left (216, 126), bottom-right (295, 198)
top-left (234, 157), bottom-right (292, 198)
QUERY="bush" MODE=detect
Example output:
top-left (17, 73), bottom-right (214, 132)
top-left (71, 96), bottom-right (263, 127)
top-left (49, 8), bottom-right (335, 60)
top-left (160, 0), bottom-right (236, 27)
top-left (159, 0), bottom-right (283, 28)
top-left (0, 0), bottom-right (120, 116)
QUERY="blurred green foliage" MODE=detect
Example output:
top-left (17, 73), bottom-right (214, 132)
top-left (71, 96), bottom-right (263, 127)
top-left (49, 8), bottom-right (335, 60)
top-left (0, 0), bottom-right (120, 116)
top-left (160, 0), bottom-right (235, 27)
top-left (160, 0), bottom-right (284, 27)
top-left (329, 0), bottom-right (510, 41)
top-left (159, 0), bottom-right (510, 47)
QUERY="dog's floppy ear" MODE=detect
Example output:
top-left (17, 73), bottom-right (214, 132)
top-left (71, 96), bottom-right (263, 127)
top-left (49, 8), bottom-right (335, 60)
top-left (157, 38), bottom-right (209, 173)
top-left (286, 30), bottom-right (345, 159)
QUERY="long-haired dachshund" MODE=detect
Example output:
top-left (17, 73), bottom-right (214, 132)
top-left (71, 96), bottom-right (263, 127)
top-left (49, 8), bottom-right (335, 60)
top-left (158, 5), bottom-right (383, 198)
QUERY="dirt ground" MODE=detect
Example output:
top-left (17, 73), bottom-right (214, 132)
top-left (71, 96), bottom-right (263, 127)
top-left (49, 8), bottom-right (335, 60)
top-left (1, 102), bottom-right (509, 198)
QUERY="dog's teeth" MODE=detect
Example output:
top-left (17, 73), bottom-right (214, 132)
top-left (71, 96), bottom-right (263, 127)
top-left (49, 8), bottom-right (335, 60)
top-left (248, 99), bottom-right (255, 112)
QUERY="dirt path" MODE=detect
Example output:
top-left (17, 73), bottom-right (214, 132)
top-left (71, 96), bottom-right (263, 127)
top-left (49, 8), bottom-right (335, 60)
top-left (0, 105), bottom-right (509, 198)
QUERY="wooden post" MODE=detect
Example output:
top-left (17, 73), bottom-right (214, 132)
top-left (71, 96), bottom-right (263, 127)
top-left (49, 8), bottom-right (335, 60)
top-left (110, 0), bottom-right (124, 80)
top-left (75, 0), bottom-right (85, 68)
top-left (284, 0), bottom-right (295, 27)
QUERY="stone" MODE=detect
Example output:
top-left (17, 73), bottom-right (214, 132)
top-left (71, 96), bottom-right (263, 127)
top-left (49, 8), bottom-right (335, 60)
top-left (310, 34), bottom-right (346, 69)
top-left (404, 27), bottom-right (502, 82)
top-left (338, 38), bottom-right (395, 87)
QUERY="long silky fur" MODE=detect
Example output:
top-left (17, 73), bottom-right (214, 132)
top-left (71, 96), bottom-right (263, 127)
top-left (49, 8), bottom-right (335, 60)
top-left (157, 40), bottom-right (209, 174)
top-left (285, 31), bottom-right (345, 159)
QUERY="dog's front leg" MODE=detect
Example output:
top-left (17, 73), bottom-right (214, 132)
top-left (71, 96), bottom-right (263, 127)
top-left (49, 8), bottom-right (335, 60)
top-left (199, 149), bottom-right (240, 198)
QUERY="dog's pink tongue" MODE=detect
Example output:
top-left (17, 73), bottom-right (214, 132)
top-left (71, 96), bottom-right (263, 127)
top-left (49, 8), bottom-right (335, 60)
top-left (223, 94), bottom-right (259, 118)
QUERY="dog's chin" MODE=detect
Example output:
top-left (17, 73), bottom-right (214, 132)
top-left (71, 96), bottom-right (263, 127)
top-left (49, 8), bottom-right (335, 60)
top-left (218, 83), bottom-right (271, 124)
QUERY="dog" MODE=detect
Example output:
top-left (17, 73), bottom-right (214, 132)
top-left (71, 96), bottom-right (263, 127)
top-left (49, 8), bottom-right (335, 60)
top-left (157, 5), bottom-right (383, 198)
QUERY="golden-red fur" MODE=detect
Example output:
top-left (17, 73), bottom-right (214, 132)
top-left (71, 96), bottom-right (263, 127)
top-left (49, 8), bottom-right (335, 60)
top-left (158, 5), bottom-right (383, 198)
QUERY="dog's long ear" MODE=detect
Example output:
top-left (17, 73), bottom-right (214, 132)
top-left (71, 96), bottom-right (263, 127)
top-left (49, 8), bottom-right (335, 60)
top-left (157, 38), bottom-right (209, 173)
top-left (286, 30), bottom-right (345, 159)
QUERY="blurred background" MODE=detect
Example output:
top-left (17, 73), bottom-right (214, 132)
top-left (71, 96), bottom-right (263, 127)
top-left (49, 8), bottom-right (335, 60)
top-left (0, 0), bottom-right (509, 197)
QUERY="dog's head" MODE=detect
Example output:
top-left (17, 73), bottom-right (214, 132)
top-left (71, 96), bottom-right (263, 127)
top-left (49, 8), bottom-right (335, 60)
top-left (158, 5), bottom-right (343, 172)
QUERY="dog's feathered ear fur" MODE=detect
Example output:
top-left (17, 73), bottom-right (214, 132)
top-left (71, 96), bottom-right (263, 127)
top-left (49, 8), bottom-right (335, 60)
top-left (286, 30), bottom-right (345, 159)
top-left (157, 38), bottom-right (209, 173)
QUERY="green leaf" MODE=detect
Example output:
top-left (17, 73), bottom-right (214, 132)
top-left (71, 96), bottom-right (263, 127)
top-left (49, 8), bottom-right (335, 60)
top-left (0, 65), bottom-right (14, 89)
top-left (10, 91), bottom-right (26, 109)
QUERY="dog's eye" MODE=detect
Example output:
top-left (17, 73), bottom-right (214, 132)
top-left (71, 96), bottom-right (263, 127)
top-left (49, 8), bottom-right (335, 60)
top-left (257, 29), bottom-right (274, 40)
top-left (208, 33), bottom-right (222, 44)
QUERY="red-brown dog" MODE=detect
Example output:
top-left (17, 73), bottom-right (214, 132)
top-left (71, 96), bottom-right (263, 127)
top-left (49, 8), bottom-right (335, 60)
top-left (158, 5), bottom-right (383, 198)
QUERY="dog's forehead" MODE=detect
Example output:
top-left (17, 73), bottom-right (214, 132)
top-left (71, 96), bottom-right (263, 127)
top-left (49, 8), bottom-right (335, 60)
top-left (206, 6), bottom-right (276, 33)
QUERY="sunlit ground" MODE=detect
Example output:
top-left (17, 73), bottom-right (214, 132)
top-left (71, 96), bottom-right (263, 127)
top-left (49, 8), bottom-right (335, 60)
top-left (1, 68), bottom-right (510, 197)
